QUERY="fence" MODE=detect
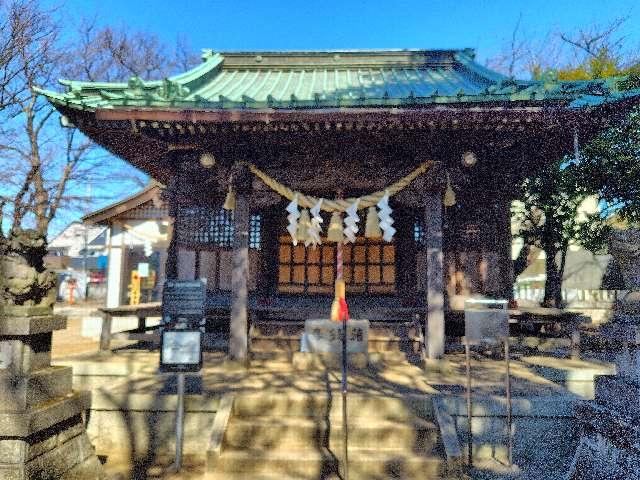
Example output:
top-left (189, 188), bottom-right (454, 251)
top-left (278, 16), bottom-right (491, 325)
top-left (513, 286), bottom-right (625, 307)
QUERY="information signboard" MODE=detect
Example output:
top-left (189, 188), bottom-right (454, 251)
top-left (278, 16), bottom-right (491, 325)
top-left (162, 279), bottom-right (205, 327)
top-left (302, 319), bottom-right (369, 354)
top-left (464, 299), bottom-right (509, 345)
top-left (160, 329), bottom-right (202, 373)
top-left (160, 280), bottom-right (205, 373)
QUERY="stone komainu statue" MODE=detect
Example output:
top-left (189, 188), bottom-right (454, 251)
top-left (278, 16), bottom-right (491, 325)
top-left (0, 228), bottom-right (57, 315)
top-left (609, 228), bottom-right (640, 314)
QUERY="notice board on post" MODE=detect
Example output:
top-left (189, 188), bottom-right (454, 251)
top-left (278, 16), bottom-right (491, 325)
top-left (160, 279), bottom-right (205, 373)
top-left (160, 329), bottom-right (202, 373)
top-left (162, 279), bottom-right (205, 328)
top-left (464, 299), bottom-right (509, 345)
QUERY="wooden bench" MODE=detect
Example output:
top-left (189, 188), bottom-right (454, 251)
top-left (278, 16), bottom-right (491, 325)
top-left (98, 302), bottom-right (162, 350)
top-left (509, 307), bottom-right (590, 357)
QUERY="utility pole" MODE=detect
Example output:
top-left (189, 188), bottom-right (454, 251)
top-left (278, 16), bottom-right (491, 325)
top-left (83, 183), bottom-right (91, 300)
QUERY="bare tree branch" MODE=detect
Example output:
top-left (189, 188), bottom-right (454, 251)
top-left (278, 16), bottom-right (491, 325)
top-left (559, 15), bottom-right (630, 59)
top-left (0, 2), bottom-right (197, 238)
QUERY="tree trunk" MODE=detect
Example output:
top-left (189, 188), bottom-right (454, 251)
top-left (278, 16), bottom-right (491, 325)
top-left (557, 245), bottom-right (569, 307)
top-left (513, 243), bottom-right (531, 277)
top-left (543, 247), bottom-right (562, 307)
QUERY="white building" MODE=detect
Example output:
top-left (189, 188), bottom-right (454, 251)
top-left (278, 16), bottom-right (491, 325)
top-left (83, 182), bottom-right (169, 308)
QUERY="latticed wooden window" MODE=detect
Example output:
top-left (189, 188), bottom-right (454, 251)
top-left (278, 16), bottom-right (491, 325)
top-left (176, 206), bottom-right (261, 249)
top-left (343, 239), bottom-right (395, 294)
top-left (278, 236), bottom-right (336, 294)
top-left (278, 236), bottom-right (395, 294)
top-left (249, 215), bottom-right (261, 250)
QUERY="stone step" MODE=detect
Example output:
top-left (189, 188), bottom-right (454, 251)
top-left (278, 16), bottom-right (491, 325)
top-left (348, 448), bottom-right (445, 479)
top-left (214, 447), bottom-right (337, 477)
top-left (250, 321), bottom-right (421, 339)
top-left (232, 393), bottom-right (433, 421)
top-left (248, 353), bottom-right (373, 370)
top-left (250, 336), bottom-right (422, 353)
top-left (224, 416), bottom-right (440, 451)
top-left (212, 447), bottom-right (444, 478)
top-left (205, 474), bottom-right (342, 480)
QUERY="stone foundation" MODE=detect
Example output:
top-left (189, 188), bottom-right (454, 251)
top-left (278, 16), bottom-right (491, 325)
top-left (0, 314), bottom-right (105, 480)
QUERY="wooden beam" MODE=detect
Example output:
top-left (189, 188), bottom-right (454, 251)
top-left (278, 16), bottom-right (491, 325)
top-left (95, 105), bottom-right (553, 124)
top-left (229, 191), bottom-right (250, 362)
top-left (424, 193), bottom-right (445, 359)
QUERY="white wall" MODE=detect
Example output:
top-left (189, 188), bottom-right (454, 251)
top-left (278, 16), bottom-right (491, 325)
top-left (105, 219), bottom-right (168, 307)
top-left (106, 224), bottom-right (123, 308)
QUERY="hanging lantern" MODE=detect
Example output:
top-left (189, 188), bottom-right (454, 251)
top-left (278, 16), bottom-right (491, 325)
top-left (365, 205), bottom-right (382, 239)
top-left (223, 186), bottom-right (236, 210)
top-left (327, 211), bottom-right (344, 243)
top-left (444, 172), bottom-right (456, 207)
top-left (297, 209), bottom-right (311, 243)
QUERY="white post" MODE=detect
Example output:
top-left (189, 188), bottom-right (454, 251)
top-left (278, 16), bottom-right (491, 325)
top-left (106, 222), bottom-right (125, 308)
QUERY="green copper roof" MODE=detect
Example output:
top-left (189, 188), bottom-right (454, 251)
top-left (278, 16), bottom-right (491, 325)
top-left (36, 49), bottom-right (640, 111)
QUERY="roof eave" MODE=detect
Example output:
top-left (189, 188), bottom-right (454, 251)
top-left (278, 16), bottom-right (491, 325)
top-left (83, 182), bottom-right (164, 225)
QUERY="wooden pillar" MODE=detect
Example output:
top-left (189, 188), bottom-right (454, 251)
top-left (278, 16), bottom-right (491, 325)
top-left (156, 240), bottom-right (168, 299)
top-left (229, 177), bottom-right (251, 362)
top-left (425, 193), bottom-right (445, 359)
top-left (117, 221), bottom-right (128, 306)
top-left (164, 177), bottom-right (179, 280)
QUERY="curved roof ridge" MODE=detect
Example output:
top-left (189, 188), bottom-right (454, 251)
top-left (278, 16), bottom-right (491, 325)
top-left (453, 50), bottom-right (508, 84)
top-left (35, 47), bottom-right (640, 112)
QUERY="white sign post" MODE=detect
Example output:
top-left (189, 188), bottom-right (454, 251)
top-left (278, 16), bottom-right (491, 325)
top-left (463, 299), bottom-right (512, 468)
top-left (160, 329), bottom-right (202, 472)
top-left (159, 279), bottom-right (206, 473)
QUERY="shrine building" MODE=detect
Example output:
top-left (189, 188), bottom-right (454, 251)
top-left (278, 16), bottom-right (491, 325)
top-left (38, 49), bottom-right (640, 361)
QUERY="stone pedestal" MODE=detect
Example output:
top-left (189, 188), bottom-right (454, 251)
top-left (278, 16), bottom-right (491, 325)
top-left (568, 229), bottom-right (640, 479)
top-left (0, 314), bottom-right (105, 480)
top-left (569, 323), bottom-right (640, 479)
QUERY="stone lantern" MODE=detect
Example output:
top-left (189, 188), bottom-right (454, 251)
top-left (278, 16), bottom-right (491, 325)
top-left (0, 229), bottom-right (104, 479)
top-left (569, 228), bottom-right (640, 478)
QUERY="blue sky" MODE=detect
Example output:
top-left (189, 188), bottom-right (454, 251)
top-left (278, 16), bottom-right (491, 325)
top-left (60, 0), bottom-right (639, 65)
